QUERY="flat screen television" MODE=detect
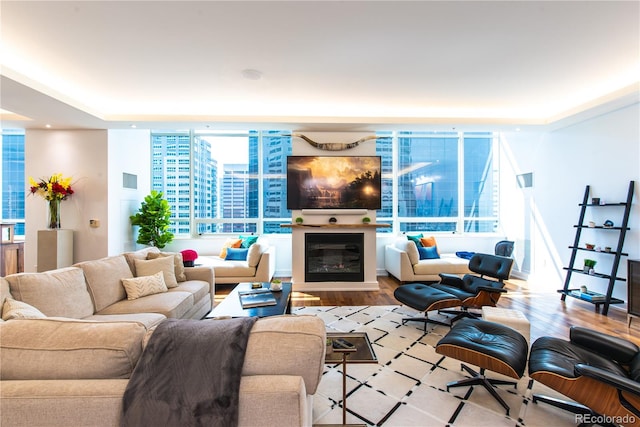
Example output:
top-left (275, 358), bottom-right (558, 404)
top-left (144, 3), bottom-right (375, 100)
top-left (287, 155), bottom-right (381, 210)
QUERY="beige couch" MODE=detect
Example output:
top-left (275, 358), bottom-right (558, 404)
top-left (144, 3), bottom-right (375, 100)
top-left (196, 238), bottom-right (276, 284)
top-left (0, 246), bottom-right (326, 426)
top-left (0, 315), bottom-right (326, 427)
top-left (1, 247), bottom-right (214, 327)
top-left (385, 237), bottom-right (471, 282)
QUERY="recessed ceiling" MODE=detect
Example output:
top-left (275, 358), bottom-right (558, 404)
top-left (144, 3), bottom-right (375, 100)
top-left (1, 1), bottom-right (638, 131)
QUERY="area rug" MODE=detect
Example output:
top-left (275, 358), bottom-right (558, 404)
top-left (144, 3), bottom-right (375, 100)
top-left (292, 305), bottom-right (578, 427)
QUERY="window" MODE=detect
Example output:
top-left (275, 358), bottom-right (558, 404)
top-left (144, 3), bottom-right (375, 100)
top-left (463, 133), bottom-right (498, 232)
top-left (151, 130), bottom-right (293, 236)
top-left (0, 129), bottom-right (497, 242)
top-left (394, 131), bottom-right (498, 233)
top-left (261, 131), bottom-right (293, 234)
top-left (151, 130), bottom-right (498, 237)
top-left (1, 130), bottom-right (26, 236)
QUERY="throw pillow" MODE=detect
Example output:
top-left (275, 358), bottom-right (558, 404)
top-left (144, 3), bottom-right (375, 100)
top-left (5, 267), bottom-right (94, 319)
top-left (419, 236), bottom-right (437, 248)
top-left (418, 246), bottom-right (440, 260)
top-left (225, 247), bottom-right (249, 261)
top-left (146, 252), bottom-right (187, 282)
top-left (219, 238), bottom-right (242, 259)
top-left (406, 233), bottom-right (424, 246)
top-left (181, 249), bottom-right (198, 267)
top-left (402, 240), bottom-right (420, 265)
top-left (239, 234), bottom-right (259, 248)
top-left (121, 271), bottom-right (168, 300)
top-left (134, 256), bottom-right (178, 288)
top-left (246, 243), bottom-right (264, 268)
top-left (2, 298), bottom-right (47, 320)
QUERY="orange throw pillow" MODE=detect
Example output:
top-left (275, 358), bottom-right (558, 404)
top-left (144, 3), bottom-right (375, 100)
top-left (419, 236), bottom-right (438, 253)
top-left (420, 236), bottom-right (440, 255)
top-left (220, 238), bottom-right (243, 259)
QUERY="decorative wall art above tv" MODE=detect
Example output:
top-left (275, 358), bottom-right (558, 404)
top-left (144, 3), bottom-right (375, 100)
top-left (287, 156), bottom-right (382, 210)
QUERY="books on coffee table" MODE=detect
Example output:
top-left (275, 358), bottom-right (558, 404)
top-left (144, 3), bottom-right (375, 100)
top-left (238, 288), bottom-right (277, 308)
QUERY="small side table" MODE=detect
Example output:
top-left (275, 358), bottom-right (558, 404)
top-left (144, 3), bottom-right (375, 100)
top-left (325, 332), bottom-right (377, 425)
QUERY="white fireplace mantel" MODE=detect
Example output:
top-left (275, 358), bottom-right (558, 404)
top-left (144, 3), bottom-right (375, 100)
top-left (287, 224), bottom-right (382, 291)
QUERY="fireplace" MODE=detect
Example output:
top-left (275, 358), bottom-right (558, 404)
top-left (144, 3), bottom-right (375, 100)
top-left (305, 233), bottom-right (364, 282)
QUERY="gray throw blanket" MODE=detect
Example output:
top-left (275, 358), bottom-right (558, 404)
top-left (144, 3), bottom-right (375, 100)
top-left (121, 317), bottom-right (257, 427)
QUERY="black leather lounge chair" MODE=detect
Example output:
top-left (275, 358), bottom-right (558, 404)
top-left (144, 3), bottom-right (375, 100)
top-left (529, 326), bottom-right (640, 426)
top-left (394, 253), bottom-right (514, 329)
top-left (494, 240), bottom-right (515, 257)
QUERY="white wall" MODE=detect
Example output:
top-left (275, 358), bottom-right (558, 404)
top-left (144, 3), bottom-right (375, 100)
top-left (501, 102), bottom-right (640, 301)
top-left (25, 129), bottom-right (109, 271)
top-left (107, 129), bottom-right (151, 255)
top-left (24, 129), bottom-right (151, 271)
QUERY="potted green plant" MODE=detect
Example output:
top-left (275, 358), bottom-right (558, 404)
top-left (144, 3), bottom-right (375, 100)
top-left (295, 217), bottom-right (304, 224)
top-left (130, 190), bottom-right (174, 248)
top-left (362, 216), bottom-right (371, 224)
top-left (583, 259), bottom-right (597, 273)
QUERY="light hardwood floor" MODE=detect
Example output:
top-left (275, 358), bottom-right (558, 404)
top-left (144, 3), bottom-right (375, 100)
top-left (215, 275), bottom-right (640, 346)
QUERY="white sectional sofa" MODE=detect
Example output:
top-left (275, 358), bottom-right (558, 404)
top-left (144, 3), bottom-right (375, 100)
top-left (385, 236), bottom-right (471, 282)
top-left (194, 237), bottom-right (276, 284)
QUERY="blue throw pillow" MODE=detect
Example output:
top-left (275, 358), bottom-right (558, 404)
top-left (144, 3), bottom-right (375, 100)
top-left (418, 246), bottom-right (440, 260)
top-left (225, 247), bottom-right (249, 260)
top-left (455, 251), bottom-right (475, 260)
top-left (239, 235), bottom-right (259, 248)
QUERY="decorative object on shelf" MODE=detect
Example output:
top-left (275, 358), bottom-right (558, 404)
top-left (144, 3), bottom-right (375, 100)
top-left (329, 217), bottom-right (337, 224)
top-left (585, 243), bottom-right (595, 250)
top-left (583, 259), bottom-right (597, 273)
top-left (362, 216), bottom-right (371, 224)
top-left (1, 223), bottom-right (15, 243)
top-left (603, 219), bottom-right (614, 228)
top-left (286, 133), bottom-right (382, 151)
top-left (588, 221), bottom-right (596, 227)
top-left (130, 190), bottom-right (174, 248)
top-left (295, 216), bottom-right (304, 224)
top-left (591, 197), bottom-right (600, 204)
top-left (604, 246), bottom-right (612, 253)
top-left (47, 199), bottom-right (61, 229)
top-left (28, 173), bottom-right (75, 229)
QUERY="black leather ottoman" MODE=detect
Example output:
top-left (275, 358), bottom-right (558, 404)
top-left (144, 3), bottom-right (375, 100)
top-left (435, 318), bottom-right (529, 415)
top-left (394, 283), bottom-right (461, 330)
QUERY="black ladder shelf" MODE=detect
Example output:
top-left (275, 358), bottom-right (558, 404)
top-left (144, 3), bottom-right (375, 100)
top-left (558, 180), bottom-right (634, 315)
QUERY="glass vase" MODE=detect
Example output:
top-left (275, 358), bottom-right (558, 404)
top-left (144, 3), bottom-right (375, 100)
top-left (48, 199), bottom-right (61, 229)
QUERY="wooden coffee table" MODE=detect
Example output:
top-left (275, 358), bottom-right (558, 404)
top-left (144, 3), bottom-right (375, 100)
top-left (206, 282), bottom-right (292, 319)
